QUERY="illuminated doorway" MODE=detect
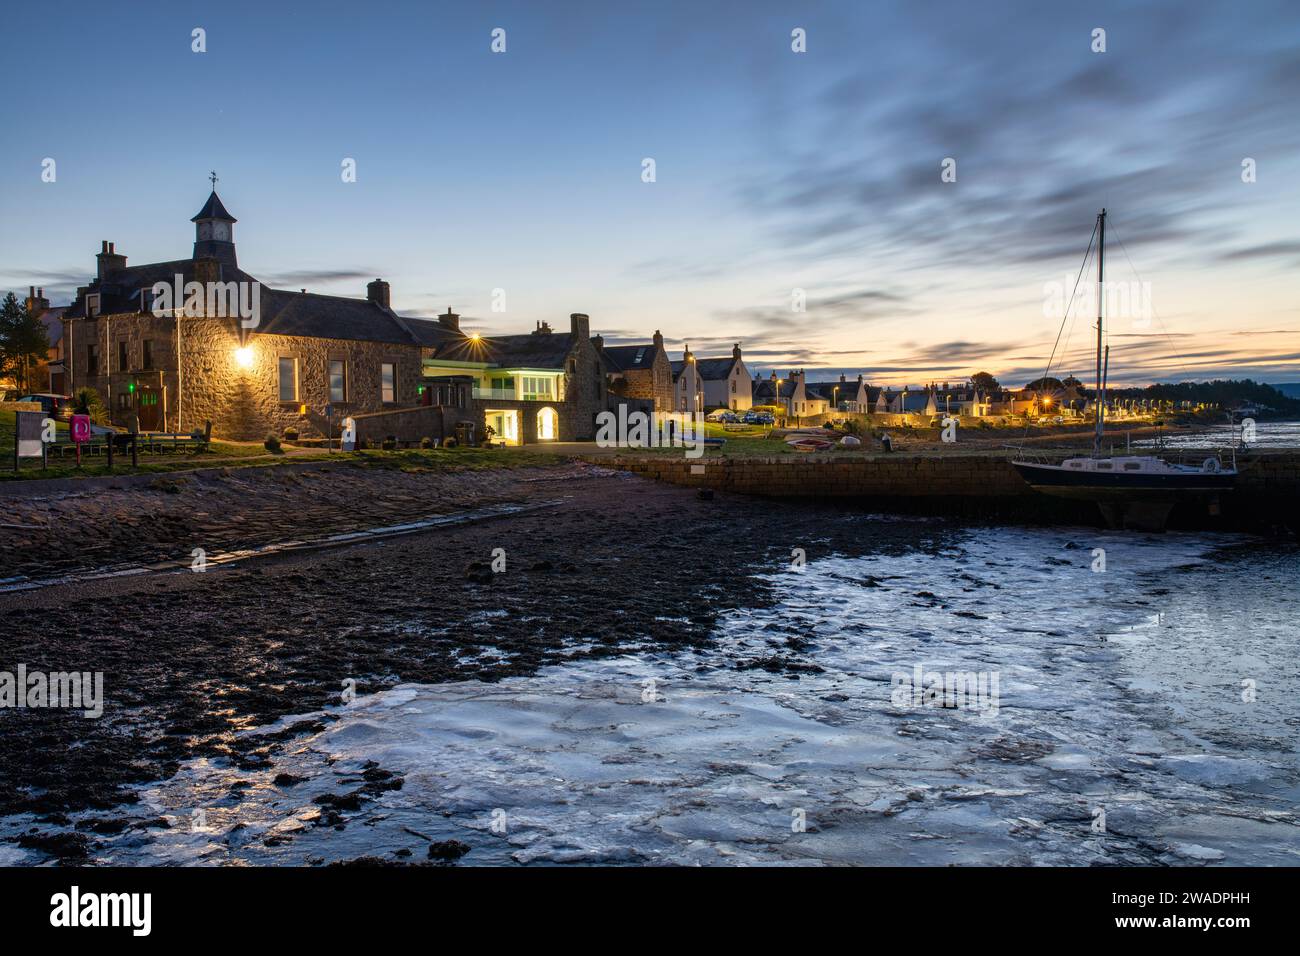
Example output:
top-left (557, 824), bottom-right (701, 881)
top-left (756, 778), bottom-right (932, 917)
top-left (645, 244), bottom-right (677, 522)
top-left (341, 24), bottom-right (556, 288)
top-left (537, 406), bottom-right (557, 441)
top-left (485, 409), bottom-right (520, 445)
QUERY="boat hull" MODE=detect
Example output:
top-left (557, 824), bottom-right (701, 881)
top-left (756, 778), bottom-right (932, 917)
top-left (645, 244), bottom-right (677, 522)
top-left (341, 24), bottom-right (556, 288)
top-left (1012, 461), bottom-right (1236, 501)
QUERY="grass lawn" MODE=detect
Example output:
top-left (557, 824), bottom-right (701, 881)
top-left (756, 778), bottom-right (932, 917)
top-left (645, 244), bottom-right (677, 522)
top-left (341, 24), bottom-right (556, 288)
top-left (1, 411), bottom-right (567, 481)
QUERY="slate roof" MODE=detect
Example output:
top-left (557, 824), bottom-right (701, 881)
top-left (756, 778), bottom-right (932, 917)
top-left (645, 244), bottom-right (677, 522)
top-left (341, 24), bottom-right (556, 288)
top-left (753, 379), bottom-right (796, 399)
top-left (192, 191), bottom-right (236, 222)
top-left (602, 343), bottom-right (658, 371)
top-left (256, 288), bottom-right (419, 345)
top-left (38, 307), bottom-right (66, 346)
top-left (418, 325), bottom-right (575, 369)
top-left (693, 357), bottom-right (736, 381)
top-left (806, 381), bottom-right (854, 400)
top-left (63, 259), bottom-right (261, 318)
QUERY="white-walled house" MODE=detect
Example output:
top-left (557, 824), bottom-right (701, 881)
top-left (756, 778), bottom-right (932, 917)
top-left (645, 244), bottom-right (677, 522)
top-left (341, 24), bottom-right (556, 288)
top-left (697, 343), bottom-right (752, 411)
top-left (671, 345), bottom-right (706, 412)
top-left (807, 373), bottom-right (869, 413)
top-left (754, 369), bottom-right (826, 419)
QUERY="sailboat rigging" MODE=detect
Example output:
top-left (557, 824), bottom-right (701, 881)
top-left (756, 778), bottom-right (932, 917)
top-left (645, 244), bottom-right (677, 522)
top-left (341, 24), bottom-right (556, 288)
top-left (1011, 209), bottom-right (1237, 529)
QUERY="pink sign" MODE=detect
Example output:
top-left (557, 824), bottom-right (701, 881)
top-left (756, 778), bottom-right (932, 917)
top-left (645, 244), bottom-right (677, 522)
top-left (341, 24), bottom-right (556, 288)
top-left (70, 415), bottom-right (91, 443)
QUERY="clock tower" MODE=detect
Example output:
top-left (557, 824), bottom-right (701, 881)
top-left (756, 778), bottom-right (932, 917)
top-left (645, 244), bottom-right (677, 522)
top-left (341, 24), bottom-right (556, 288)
top-left (191, 184), bottom-right (238, 268)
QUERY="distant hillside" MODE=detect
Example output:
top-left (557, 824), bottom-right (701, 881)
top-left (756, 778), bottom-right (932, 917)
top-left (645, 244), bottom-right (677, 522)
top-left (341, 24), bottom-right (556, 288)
top-left (1270, 383), bottom-right (1300, 399)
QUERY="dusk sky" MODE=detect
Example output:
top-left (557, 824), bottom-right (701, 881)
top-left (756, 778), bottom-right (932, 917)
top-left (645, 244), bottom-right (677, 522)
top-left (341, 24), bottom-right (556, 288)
top-left (3, 0), bottom-right (1298, 387)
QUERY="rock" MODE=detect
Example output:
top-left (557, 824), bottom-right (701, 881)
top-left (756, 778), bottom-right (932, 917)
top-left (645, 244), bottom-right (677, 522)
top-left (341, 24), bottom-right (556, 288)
top-left (428, 839), bottom-right (471, 861)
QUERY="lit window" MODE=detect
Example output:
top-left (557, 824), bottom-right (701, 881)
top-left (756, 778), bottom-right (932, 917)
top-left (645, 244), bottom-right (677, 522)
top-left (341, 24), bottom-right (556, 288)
top-left (329, 359), bottom-right (346, 402)
top-left (278, 357), bottom-right (298, 402)
top-left (522, 376), bottom-right (554, 401)
top-left (381, 363), bottom-right (395, 403)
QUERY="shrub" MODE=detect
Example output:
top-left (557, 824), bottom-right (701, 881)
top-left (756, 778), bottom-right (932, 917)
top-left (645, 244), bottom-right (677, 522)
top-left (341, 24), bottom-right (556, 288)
top-left (282, 427), bottom-right (299, 441)
top-left (72, 387), bottom-right (109, 425)
top-left (263, 434), bottom-right (282, 453)
top-left (420, 436), bottom-right (434, 449)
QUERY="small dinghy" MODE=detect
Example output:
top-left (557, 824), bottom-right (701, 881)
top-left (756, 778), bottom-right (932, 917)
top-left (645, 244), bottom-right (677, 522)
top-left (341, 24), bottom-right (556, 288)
top-left (786, 436), bottom-right (833, 452)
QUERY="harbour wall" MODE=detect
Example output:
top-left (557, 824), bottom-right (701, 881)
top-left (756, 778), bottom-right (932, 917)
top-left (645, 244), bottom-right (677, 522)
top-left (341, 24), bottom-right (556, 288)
top-left (601, 452), bottom-right (1300, 530)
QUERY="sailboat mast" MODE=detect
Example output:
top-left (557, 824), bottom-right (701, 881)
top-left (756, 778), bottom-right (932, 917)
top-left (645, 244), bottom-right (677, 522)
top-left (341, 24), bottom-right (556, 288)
top-left (1094, 208), bottom-right (1106, 456)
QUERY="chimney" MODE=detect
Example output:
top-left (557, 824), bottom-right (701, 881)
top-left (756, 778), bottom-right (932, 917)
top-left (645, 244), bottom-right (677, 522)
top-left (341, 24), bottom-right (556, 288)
top-left (839, 373), bottom-right (846, 383)
top-left (96, 240), bottom-right (126, 280)
top-left (25, 286), bottom-right (49, 315)
top-left (592, 334), bottom-right (604, 351)
top-left (857, 373), bottom-right (863, 384)
top-left (366, 278), bottom-right (391, 309)
top-left (653, 329), bottom-right (664, 351)
top-left (732, 342), bottom-right (742, 360)
top-left (569, 312), bottom-right (590, 340)
top-left (533, 320), bottom-right (552, 335)
top-left (438, 306), bottom-right (460, 332)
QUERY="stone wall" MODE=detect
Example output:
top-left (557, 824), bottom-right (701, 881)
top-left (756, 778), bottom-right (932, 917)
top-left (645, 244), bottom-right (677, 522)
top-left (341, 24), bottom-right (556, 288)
top-left (65, 311), bottom-right (428, 440)
top-left (597, 451), bottom-right (1300, 529)
top-left (616, 353), bottom-right (674, 411)
top-left (349, 404), bottom-right (475, 445)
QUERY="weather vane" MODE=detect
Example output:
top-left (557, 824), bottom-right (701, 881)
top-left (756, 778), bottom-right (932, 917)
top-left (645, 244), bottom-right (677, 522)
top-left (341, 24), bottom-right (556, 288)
top-left (209, 170), bottom-right (218, 189)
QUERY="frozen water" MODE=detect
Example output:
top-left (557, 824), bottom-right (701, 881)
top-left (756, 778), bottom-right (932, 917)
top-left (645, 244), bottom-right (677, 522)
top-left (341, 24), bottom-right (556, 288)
top-left (3, 523), bottom-right (1297, 866)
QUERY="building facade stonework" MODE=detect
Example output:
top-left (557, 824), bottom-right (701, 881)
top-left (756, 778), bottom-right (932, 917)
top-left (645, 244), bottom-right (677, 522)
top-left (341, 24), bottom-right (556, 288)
top-left (59, 191), bottom-right (611, 444)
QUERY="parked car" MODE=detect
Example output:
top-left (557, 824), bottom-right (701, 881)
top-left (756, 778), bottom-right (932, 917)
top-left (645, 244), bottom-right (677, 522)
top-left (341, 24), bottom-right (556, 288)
top-left (752, 412), bottom-right (775, 425)
top-left (17, 393), bottom-right (71, 418)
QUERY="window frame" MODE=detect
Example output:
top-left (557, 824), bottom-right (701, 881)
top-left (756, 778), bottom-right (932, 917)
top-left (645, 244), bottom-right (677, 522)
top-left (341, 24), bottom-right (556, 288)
top-left (277, 354), bottom-right (299, 404)
top-left (327, 357), bottom-right (348, 404)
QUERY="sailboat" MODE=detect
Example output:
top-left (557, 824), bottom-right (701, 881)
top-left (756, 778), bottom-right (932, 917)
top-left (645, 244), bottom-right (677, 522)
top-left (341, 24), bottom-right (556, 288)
top-left (1012, 209), bottom-right (1236, 528)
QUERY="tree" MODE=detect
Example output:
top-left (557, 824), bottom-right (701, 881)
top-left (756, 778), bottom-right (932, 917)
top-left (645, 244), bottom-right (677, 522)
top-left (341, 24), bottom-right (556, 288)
top-left (0, 292), bottom-right (51, 394)
top-left (971, 371), bottom-right (1000, 393)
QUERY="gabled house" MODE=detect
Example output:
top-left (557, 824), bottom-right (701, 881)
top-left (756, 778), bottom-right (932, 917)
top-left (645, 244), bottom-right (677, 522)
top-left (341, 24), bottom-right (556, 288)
top-left (670, 345), bottom-right (706, 413)
top-left (806, 373), bottom-right (868, 414)
top-left (753, 369), bottom-right (826, 420)
top-left (696, 343), bottom-right (752, 411)
top-left (594, 330), bottom-right (673, 411)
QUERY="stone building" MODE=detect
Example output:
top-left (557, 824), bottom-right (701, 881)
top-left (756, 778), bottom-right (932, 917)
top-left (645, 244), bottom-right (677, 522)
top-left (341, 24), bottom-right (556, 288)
top-left (11, 287), bottom-right (67, 395)
top-left (595, 330), bottom-right (673, 411)
top-left (58, 188), bottom-right (609, 443)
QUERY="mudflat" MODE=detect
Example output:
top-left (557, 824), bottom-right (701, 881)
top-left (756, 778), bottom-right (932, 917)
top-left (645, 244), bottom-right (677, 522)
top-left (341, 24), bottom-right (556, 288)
top-left (0, 461), bottom-right (940, 860)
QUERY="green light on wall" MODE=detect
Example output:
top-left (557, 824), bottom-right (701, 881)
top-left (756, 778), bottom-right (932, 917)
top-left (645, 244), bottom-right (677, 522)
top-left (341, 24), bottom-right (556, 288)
top-left (127, 382), bottom-right (136, 393)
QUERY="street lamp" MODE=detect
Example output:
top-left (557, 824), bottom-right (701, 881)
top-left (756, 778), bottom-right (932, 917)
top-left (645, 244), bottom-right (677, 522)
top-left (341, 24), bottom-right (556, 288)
top-left (234, 345), bottom-right (254, 368)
